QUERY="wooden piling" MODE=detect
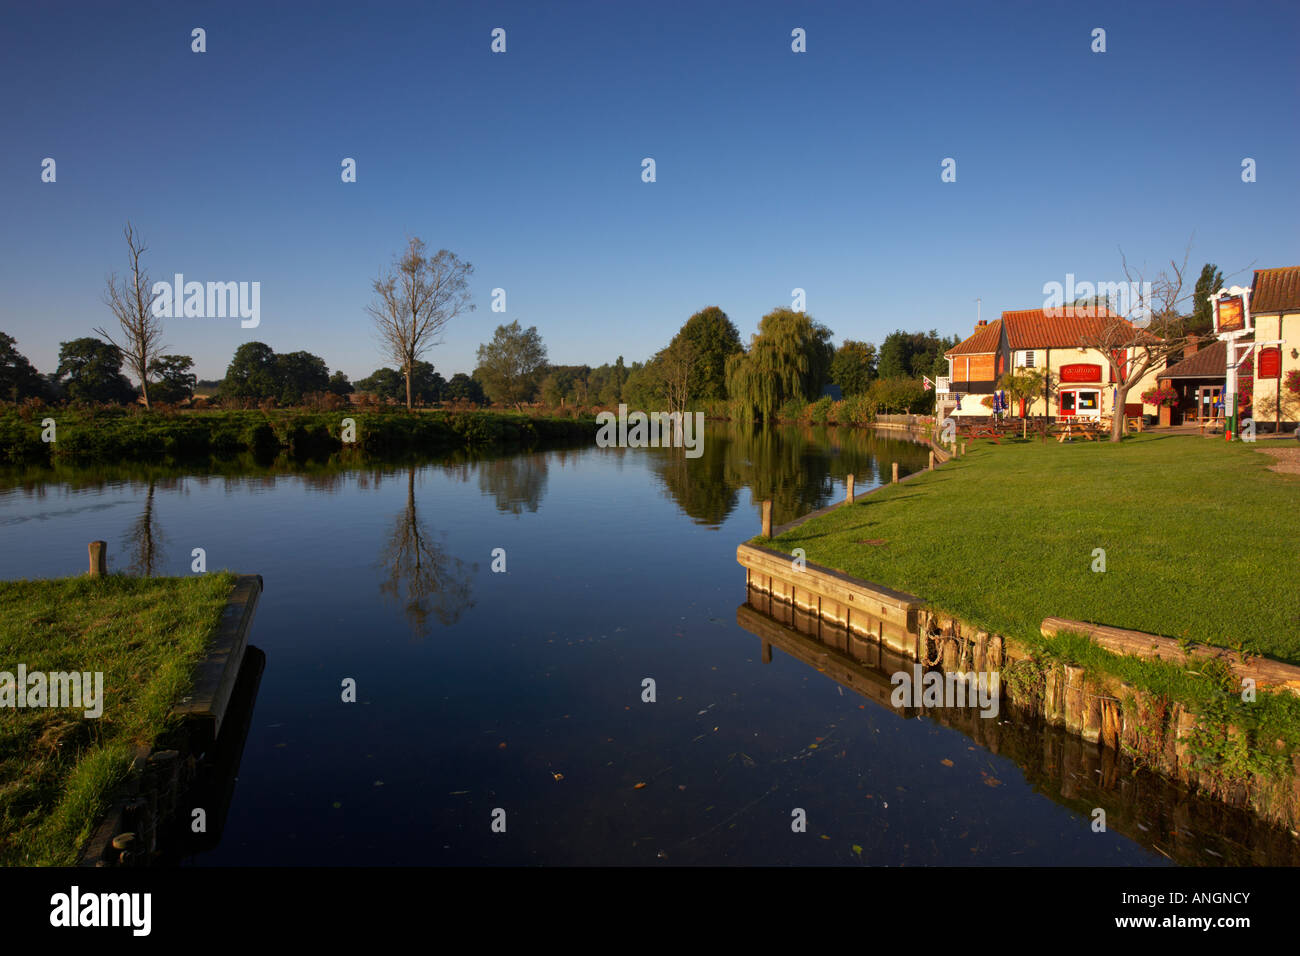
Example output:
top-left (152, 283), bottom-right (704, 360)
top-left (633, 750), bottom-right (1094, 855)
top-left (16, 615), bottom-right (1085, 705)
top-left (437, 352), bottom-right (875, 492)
top-left (88, 541), bottom-right (106, 577)
top-left (761, 500), bottom-right (772, 538)
top-left (961, 442), bottom-right (966, 456)
top-left (928, 451), bottom-right (935, 471)
top-left (891, 462), bottom-right (899, 483)
top-left (845, 473), bottom-right (854, 504)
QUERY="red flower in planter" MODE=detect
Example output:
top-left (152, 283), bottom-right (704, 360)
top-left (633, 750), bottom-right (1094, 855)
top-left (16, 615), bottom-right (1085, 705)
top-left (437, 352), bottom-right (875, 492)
top-left (1141, 384), bottom-right (1180, 408)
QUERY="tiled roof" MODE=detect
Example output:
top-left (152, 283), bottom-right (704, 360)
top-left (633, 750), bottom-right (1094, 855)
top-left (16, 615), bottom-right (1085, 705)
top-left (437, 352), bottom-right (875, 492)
top-left (946, 319), bottom-right (1002, 355)
top-left (1250, 267), bottom-right (1300, 314)
top-left (1157, 340), bottom-right (1228, 380)
top-left (1001, 307), bottom-right (1147, 348)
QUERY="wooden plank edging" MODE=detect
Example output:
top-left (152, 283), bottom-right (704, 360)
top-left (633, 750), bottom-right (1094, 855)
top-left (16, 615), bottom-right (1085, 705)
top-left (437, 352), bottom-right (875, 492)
top-left (172, 574), bottom-right (264, 743)
top-left (1041, 617), bottom-right (1300, 697)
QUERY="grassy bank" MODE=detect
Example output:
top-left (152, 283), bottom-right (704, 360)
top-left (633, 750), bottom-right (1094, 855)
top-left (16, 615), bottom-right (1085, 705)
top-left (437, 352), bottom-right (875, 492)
top-left (0, 573), bottom-right (235, 865)
top-left (766, 433), bottom-right (1299, 661)
top-left (0, 407), bottom-right (598, 466)
top-left (761, 432), bottom-right (1300, 771)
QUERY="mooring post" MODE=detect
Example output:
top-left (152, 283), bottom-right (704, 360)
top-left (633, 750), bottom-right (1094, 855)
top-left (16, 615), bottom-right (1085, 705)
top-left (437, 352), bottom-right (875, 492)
top-left (761, 640), bottom-right (772, 664)
top-left (761, 500), bottom-right (772, 538)
top-left (88, 540), bottom-right (106, 577)
top-left (845, 473), bottom-right (855, 504)
top-left (891, 462), bottom-right (899, 483)
top-left (928, 451), bottom-right (935, 471)
top-left (961, 442), bottom-right (966, 457)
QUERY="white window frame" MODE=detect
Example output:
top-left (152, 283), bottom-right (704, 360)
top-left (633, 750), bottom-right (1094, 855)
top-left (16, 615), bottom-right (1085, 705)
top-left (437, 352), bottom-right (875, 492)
top-left (1016, 349), bottom-right (1036, 368)
top-left (1059, 387), bottom-right (1102, 418)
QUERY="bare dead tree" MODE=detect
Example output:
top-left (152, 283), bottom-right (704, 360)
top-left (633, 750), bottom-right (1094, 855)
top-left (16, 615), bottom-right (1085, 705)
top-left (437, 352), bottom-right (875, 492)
top-left (366, 239), bottom-right (474, 410)
top-left (1066, 242), bottom-right (1198, 442)
top-left (656, 336), bottom-right (697, 415)
top-left (96, 223), bottom-right (165, 408)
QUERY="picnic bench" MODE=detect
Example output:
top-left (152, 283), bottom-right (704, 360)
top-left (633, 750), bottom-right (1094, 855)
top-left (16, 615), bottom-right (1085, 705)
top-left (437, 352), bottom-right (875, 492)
top-left (1051, 419), bottom-right (1105, 442)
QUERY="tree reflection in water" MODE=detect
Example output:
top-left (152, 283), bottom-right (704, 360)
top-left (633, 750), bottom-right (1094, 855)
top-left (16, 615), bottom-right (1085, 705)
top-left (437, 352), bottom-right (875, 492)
top-left (122, 477), bottom-right (167, 576)
top-left (378, 466), bottom-right (476, 637)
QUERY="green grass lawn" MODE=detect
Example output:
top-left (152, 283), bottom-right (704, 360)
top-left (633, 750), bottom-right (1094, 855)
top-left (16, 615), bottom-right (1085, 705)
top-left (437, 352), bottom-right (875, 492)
top-left (0, 572), bottom-right (235, 866)
top-left (766, 433), bottom-right (1300, 664)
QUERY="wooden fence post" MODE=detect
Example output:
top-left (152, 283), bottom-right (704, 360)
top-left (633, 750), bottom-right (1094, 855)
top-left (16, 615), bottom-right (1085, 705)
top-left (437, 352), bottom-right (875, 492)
top-left (928, 451), bottom-right (935, 471)
top-left (761, 500), bottom-right (772, 538)
top-left (891, 462), bottom-right (899, 484)
top-left (845, 473), bottom-right (854, 504)
top-left (88, 541), bottom-right (107, 577)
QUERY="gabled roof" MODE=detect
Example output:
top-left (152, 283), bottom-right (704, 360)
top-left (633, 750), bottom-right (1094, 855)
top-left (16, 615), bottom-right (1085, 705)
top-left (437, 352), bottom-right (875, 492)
top-left (946, 319), bottom-right (1002, 356)
top-left (1157, 340), bottom-right (1227, 380)
top-left (1001, 307), bottom-right (1145, 349)
top-left (1250, 267), bottom-right (1300, 314)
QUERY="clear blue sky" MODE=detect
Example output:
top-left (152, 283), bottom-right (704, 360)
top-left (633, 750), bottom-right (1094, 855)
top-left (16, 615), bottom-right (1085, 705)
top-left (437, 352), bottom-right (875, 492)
top-left (2, 0), bottom-right (1297, 382)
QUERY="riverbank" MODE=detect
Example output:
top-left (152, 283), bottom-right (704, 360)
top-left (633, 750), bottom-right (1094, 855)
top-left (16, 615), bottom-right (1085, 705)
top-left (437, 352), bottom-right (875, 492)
top-left (0, 573), bottom-right (235, 865)
top-left (751, 433), bottom-right (1300, 826)
top-left (0, 407), bottom-right (598, 466)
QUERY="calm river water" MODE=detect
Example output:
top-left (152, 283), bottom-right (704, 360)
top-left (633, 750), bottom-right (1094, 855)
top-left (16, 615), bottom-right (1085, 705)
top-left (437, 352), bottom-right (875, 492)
top-left (3, 423), bottom-right (1288, 865)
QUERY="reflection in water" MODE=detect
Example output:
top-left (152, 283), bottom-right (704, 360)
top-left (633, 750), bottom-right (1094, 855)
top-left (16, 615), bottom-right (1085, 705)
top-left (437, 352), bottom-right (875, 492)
top-left (377, 466), bottom-right (476, 637)
top-left (648, 423), bottom-right (933, 527)
top-left (122, 477), bottom-right (166, 576)
top-left (475, 451), bottom-right (549, 514)
top-left (736, 595), bottom-right (1300, 867)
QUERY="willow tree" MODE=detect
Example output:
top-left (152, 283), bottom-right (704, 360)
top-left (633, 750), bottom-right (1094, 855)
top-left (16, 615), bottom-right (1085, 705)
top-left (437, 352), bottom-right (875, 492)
top-left (725, 308), bottom-right (834, 423)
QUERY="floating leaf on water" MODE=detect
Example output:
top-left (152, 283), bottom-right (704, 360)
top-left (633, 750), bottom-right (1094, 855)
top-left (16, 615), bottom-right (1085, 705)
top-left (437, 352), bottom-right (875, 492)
top-left (851, 845), bottom-right (863, 856)
top-left (940, 759), bottom-right (954, 767)
top-left (498, 742), bottom-right (507, 749)
top-left (332, 801), bottom-right (341, 809)
top-left (552, 772), bottom-right (564, 781)
top-left (982, 776), bottom-right (1001, 788)
top-left (634, 782), bottom-right (647, 789)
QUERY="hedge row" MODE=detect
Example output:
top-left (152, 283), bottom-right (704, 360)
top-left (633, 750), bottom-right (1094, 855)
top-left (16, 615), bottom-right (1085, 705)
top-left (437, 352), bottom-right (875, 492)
top-left (0, 408), bottom-right (598, 466)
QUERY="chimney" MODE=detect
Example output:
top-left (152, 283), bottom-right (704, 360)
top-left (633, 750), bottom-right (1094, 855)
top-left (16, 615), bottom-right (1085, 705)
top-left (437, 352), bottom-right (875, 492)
top-left (1184, 334), bottom-right (1199, 356)
top-left (976, 319), bottom-right (987, 330)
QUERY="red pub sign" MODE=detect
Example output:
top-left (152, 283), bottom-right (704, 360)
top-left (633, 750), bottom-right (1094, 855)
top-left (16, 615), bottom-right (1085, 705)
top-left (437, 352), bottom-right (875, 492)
top-left (1259, 347), bottom-right (1281, 378)
top-left (1059, 363), bottom-right (1103, 382)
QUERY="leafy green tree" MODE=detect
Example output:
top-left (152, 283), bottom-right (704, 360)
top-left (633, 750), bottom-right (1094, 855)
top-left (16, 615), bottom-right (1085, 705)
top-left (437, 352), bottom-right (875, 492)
top-left (868, 376), bottom-right (928, 415)
top-left (831, 340), bottom-right (877, 395)
top-left (221, 342), bottom-right (279, 400)
top-left (1189, 263), bottom-right (1225, 336)
top-left (274, 350), bottom-right (330, 405)
top-left (997, 369), bottom-right (1045, 436)
top-left (147, 355), bottom-right (197, 404)
top-left (475, 321), bottom-right (548, 410)
top-left (57, 337), bottom-right (136, 404)
top-left (446, 372), bottom-right (486, 405)
top-left (878, 330), bottom-right (959, 380)
top-left (724, 308), bottom-right (834, 422)
top-left (620, 360), bottom-right (659, 412)
top-left (589, 357), bottom-right (627, 406)
top-left (356, 367), bottom-right (405, 401)
top-left (538, 364), bottom-right (593, 407)
top-left (671, 306), bottom-right (741, 401)
top-left (328, 370), bottom-right (355, 396)
top-left (408, 361), bottom-right (445, 404)
top-left (0, 332), bottom-right (46, 402)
